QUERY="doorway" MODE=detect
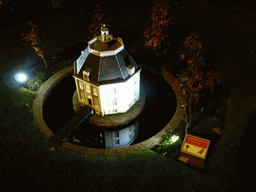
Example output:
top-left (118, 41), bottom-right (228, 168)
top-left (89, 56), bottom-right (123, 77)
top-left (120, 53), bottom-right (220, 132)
top-left (88, 98), bottom-right (92, 105)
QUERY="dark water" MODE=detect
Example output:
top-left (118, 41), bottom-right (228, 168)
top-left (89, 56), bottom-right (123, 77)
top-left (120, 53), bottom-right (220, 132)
top-left (43, 69), bottom-right (177, 148)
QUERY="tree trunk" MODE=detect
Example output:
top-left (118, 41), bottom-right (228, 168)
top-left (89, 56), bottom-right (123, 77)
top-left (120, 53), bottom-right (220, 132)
top-left (41, 56), bottom-right (48, 69)
top-left (185, 97), bottom-right (193, 134)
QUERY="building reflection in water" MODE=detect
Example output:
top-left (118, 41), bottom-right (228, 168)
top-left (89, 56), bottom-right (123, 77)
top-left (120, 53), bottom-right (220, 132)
top-left (67, 119), bottom-right (139, 149)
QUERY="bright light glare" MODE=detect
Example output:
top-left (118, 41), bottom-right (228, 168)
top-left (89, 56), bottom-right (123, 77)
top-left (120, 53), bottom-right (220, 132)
top-left (15, 73), bottom-right (27, 82)
top-left (171, 135), bottom-right (179, 142)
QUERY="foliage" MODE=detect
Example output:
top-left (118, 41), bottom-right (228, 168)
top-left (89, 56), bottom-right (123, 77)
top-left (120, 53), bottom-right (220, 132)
top-left (158, 132), bottom-right (180, 147)
top-left (27, 71), bottom-right (47, 91)
top-left (88, 5), bottom-right (115, 39)
top-left (174, 33), bottom-right (219, 133)
top-left (51, 0), bottom-right (65, 8)
top-left (22, 21), bottom-right (48, 69)
top-left (143, 0), bottom-right (173, 57)
top-left (0, 0), bottom-right (24, 12)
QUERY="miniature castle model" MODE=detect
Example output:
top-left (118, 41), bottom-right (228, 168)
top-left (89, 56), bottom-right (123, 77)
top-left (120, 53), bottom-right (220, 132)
top-left (73, 24), bottom-right (141, 116)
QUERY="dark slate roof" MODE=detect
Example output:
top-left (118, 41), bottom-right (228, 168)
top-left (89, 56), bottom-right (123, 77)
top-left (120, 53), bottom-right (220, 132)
top-left (90, 39), bottom-right (121, 51)
top-left (77, 47), bottom-right (89, 73)
top-left (76, 48), bottom-right (139, 85)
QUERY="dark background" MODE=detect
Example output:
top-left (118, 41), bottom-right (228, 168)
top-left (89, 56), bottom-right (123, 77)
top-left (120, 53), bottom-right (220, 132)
top-left (1, 0), bottom-right (256, 31)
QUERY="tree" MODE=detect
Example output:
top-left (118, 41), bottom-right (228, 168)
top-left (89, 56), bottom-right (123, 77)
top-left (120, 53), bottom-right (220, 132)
top-left (22, 20), bottom-right (48, 69)
top-left (174, 33), bottom-right (218, 134)
top-left (51, 0), bottom-right (66, 8)
top-left (88, 5), bottom-right (115, 39)
top-left (143, 0), bottom-right (173, 57)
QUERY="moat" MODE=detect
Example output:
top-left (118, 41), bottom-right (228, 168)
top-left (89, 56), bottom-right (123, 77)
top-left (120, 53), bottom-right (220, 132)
top-left (43, 68), bottom-right (177, 149)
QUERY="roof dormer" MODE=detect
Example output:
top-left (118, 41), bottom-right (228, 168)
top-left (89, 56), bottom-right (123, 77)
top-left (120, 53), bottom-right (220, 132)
top-left (101, 24), bottom-right (109, 42)
top-left (83, 68), bottom-right (92, 81)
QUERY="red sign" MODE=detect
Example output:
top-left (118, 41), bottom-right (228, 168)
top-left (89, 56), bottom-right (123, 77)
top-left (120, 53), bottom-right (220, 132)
top-left (185, 135), bottom-right (209, 149)
top-left (181, 134), bottom-right (211, 159)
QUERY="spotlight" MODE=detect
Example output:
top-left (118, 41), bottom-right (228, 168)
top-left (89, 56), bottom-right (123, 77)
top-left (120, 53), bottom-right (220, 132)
top-left (171, 135), bottom-right (179, 142)
top-left (15, 73), bottom-right (27, 83)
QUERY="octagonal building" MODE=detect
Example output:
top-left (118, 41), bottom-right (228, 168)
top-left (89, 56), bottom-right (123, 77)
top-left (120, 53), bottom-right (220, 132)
top-left (73, 24), bottom-right (141, 116)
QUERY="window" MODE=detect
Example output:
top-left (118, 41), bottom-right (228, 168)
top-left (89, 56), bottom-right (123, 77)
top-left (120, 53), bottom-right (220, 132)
top-left (112, 140), bottom-right (120, 146)
top-left (94, 98), bottom-right (98, 107)
top-left (93, 88), bottom-right (97, 96)
top-left (112, 87), bottom-right (116, 94)
top-left (100, 140), bottom-right (103, 144)
top-left (112, 109), bottom-right (117, 113)
top-left (100, 132), bottom-right (102, 137)
top-left (129, 134), bottom-right (132, 139)
top-left (129, 127), bottom-right (132, 132)
top-left (88, 98), bottom-right (92, 105)
top-left (80, 92), bottom-right (85, 100)
top-left (115, 130), bottom-right (119, 138)
top-left (112, 98), bottom-right (117, 106)
top-left (86, 85), bottom-right (90, 93)
top-left (78, 81), bottom-right (83, 89)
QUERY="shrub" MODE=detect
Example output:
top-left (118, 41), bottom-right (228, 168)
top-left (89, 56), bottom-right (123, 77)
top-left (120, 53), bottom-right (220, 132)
top-left (174, 32), bottom-right (219, 133)
top-left (27, 71), bottom-right (47, 91)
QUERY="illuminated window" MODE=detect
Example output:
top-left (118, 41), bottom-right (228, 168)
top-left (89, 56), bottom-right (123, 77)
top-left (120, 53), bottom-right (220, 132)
top-left (78, 81), bottom-right (83, 89)
top-left (80, 92), bottom-right (85, 100)
top-left (112, 98), bottom-right (117, 106)
top-left (86, 85), bottom-right (90, 93)
top-left (112, 87), bottom-right (116, 94)
top-left (100, 132), bottom-right (102, 137)
top-left (94, 98), bottom-right (98, 107)
top-left (93, 87), bottom-right (97, 96)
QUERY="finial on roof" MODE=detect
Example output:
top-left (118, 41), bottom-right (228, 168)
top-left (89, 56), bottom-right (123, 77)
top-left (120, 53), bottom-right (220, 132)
top-left (101, 24), bottom-right (109, 42)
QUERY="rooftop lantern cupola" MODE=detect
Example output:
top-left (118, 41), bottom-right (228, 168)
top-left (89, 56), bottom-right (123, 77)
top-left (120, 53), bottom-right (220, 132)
top-left (101, 24), bottom-right (109, 42)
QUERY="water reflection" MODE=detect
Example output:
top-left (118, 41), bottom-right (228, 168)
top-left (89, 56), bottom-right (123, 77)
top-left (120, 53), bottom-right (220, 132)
top-left (43, 68), bottom-right (176, 149)
top-left (66, 118), bottom-right (139, 149)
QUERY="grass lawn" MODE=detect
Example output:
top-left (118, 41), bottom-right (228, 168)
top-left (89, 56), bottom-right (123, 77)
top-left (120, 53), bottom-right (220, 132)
top-left (1, 1), bottom-right (256, 191)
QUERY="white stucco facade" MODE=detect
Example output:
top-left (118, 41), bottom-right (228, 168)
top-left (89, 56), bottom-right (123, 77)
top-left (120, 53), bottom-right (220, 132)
top-left (99, 70), bottom-right (140, 115)
top-left (73, 24), bottom-right (141, 116)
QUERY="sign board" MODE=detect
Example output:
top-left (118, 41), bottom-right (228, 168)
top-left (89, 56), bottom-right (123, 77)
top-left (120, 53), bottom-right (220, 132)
top-left (179, 134), bottom-right (210, 168)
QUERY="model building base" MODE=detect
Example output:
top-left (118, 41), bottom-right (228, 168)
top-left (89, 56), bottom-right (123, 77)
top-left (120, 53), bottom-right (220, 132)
top-left (72, 90), bottom-right (146, 127)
